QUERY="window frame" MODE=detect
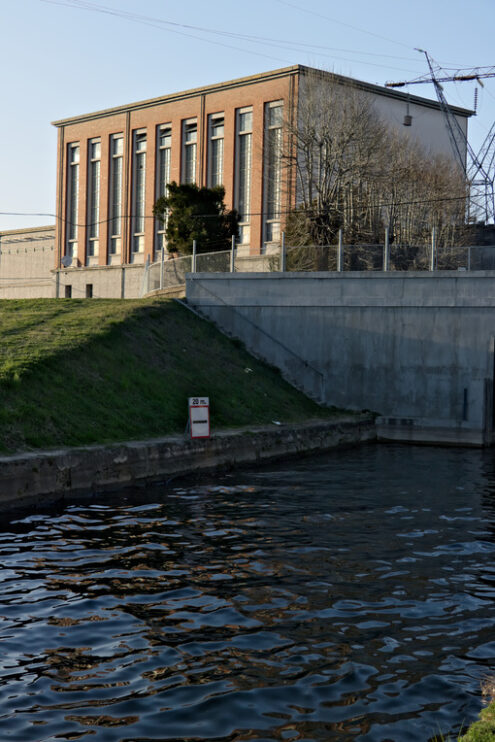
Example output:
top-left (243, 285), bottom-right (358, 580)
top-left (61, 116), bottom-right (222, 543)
top-left (181, 118), bottom-right (197, 185)
top-left (155, 124), bottom-right (172, 256)
top-left (86, 138), bottom-right (101, 261)
top-left (263, 100), bottom-right (284, 246)
top-left (235, 107), bottom-right (253, 246)
top-left (131, 129), bottom-right (147, 255)
top-left (207, 112), bottom-right (225, 188)
top-left (65, 142), bottom-right (80, 260)
top-left (108, 134), bottom-right (124, 257)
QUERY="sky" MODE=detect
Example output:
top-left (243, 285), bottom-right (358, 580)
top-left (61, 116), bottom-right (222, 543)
top-left (1, 0), bottom-right (494, 232)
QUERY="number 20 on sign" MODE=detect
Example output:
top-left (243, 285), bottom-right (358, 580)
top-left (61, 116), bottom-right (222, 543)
top-left (188, 397), bottom-right (210, 439)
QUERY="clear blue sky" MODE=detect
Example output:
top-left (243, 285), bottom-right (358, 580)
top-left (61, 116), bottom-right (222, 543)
top-left (1, 0), bottom-right (494, 231)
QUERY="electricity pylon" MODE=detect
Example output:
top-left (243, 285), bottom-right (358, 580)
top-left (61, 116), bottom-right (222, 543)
top-left (386, 51), bottom-right (495, 223)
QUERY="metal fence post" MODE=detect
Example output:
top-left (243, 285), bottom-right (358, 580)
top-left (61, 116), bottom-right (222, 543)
top-left (230, 235), bottom-right (236, 272)
top-left (280, 231), bottom-right (286, 272)
top-left (337, 229), bottom-right (344, 272)
top-left (430, 227), bottom-right (436, 271)
top-left (141, 255), bottom-right (151, 297)
top-left (192, 240), bottom-right (197, 273)
top-left (160, 246), bottom-right (165, 289)
top-left (383, 227), bottom-right (390, 271)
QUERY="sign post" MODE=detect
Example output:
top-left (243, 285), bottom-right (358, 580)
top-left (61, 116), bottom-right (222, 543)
top-left (188, 397), bottom-right (210, 439)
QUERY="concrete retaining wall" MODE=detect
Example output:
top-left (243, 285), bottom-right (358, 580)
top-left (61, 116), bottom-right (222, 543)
top-left (0, 227), bottom-right (146, 300)
top-left (56, 264), bottom-right (144, 299)
top-left (0, 226), bottom-right (55, 298)
top-left (186, 272), bottom-right (495, 446)
top-left (0, 416), bottom-right (375, 511)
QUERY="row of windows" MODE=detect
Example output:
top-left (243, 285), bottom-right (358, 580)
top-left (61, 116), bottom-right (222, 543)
top-left (65, 102), bottom-right (283, 262)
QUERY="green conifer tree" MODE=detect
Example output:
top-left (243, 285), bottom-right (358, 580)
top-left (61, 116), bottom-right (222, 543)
top-left (153, 182), bottom-right (239, 255)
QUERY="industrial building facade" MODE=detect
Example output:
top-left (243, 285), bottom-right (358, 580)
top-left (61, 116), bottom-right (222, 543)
top-left (52, 65), bottom-right (471, 285)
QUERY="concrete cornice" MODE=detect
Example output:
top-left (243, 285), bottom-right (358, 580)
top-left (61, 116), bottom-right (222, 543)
top-left (51, 64), bottom-right (472, 128)
top-left (297, 65), bottom-right (473, 117)
top-left (0, 225), bottom-right (55, 238)
top-left (51, 66), bottom-right (301, 127)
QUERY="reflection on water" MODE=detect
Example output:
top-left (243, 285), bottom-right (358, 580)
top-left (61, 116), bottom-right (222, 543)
top-left (0, 444), bottom-right (494, 741)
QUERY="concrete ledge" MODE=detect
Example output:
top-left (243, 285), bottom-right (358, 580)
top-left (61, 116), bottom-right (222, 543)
top-left (187, 271), bottom-right (495, 308)
top-left (146, 285), bottom-right (186, 298)
top-left (0, 415), bottom-right (375, 511)
top-left (376, 418), bottom-right (488, 447)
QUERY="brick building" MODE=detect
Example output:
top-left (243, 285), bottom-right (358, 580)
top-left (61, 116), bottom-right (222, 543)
top-left (52, 65), bottom-right (471, 296)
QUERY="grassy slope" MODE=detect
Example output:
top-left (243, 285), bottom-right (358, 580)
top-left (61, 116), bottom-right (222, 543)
top-left (0, 297), bottom-right (342, 453)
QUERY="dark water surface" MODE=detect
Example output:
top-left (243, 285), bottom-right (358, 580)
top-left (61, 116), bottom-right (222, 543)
top-left (1, 444), bottom-right (495, 742)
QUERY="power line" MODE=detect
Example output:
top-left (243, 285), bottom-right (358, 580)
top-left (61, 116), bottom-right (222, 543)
top-left (43, 0), bottom-right (417, 59)
top-left (0, 212), bottom-right (57, 219)
top-left (0, 192), bottom-right (471, 234)
top-left (40, 0), bottom-right (425, 75)
top-left (41, 0), bottom-right (290, 65)
top-left (271, 0), bottom-right (415, 51)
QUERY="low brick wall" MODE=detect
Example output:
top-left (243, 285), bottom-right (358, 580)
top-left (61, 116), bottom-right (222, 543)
top-left (0, 415), bottom-right (375, 511)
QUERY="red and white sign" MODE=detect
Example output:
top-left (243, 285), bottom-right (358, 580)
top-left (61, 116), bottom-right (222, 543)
top-left (188, 397), bottom-right (210, 439)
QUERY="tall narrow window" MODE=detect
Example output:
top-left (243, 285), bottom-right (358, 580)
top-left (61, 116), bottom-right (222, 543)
top-left (182, 120), bottom-right (197, 184)
top-left (235, 108), bottom-right (253, 246)
top-left (264, 101), bottom-right (283, 244)
top-left (87, 138), bottom-right (101, 260)
top-left (155, 124), bottom-right (172, 255)
top-left (208, 114), bottom-right (224, 187)
top-left (109, 134), bottom-right (123, 256)
top-left (132, 131), bottom-right (147, 255)
top-left (66, 143), bottom-right (80, 259)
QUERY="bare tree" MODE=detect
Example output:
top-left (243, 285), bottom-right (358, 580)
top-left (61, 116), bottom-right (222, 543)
top-left (283, 69), bottom-right (468, 265)
top-left (284, 72), bottom-right (387, 245)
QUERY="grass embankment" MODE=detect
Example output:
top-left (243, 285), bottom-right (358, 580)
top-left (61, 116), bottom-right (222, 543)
top-left (459, 701), bottom-right (495, 741)
top-left (0, 297), bottom-right (341, 454)
top-left (458, 678), bottom-right (495, 742)
top-left (432, 679), bottom-right (495, 742)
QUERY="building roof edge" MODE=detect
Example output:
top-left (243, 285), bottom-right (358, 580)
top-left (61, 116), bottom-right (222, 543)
top-left (0, 225), bottom-right (55, 237)
top-left (51, 66), bottom-right (302, 127)
top-left (297, 65), bottom-right (473, 117)
top-left (51, 64), bottom-right (473, 128)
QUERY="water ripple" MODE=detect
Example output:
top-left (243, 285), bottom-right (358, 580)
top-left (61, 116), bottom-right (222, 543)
top-left (0, 444), bottom-right (494, 741)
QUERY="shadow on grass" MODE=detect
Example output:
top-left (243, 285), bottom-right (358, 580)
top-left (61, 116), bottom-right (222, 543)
top-left (0, 298), bottom-right (340, 453)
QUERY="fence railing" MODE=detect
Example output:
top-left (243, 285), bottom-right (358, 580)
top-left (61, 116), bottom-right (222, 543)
top-left (141, 233), bottom-right (495, 296)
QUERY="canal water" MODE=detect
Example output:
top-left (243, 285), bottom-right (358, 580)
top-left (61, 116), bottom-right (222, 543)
top-left (0, 443), bottom-right (494, 742)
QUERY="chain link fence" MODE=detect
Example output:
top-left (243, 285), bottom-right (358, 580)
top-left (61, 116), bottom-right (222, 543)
top-left (141, 238), bottom-right (495, 295)
top-left (284, 243), bottom-right (489, 272)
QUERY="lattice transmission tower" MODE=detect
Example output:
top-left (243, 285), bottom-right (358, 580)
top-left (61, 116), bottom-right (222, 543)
top-left (386, 51), bottom-right (495, 223)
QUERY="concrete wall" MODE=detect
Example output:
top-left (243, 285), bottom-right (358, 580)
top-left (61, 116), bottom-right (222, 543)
top-left (0, 417), bottom-right (375, 510)
top-left (0, 224), bottom-right (145, 298)
top-left (0, 225), bottom-right (55, 298)
top-left (186, 272), bottom-right (495, 446)
top-left (56, 264), bottom-right (144, 299)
